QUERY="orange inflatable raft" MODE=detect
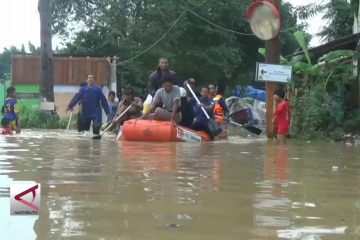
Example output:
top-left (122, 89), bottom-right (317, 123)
top-left (116, 119), bottom-right (228, 142)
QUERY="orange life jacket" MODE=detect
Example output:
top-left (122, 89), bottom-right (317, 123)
top-left (213, 94), bottom-right (224, 123)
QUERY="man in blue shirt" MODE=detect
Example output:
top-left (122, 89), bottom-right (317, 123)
top-left (189, 86), bottom-right (215, 140)
top-left (66, 75), bottom-right (110, 135)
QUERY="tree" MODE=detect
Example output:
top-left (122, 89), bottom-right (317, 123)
top-left (38, 0), bottom-right (54, 102)
top-left (296, 0), bottom-right (354, 44)
top-left (0, 46), bottom-right (21, 80)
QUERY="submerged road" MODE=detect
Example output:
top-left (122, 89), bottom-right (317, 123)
top-left (0, 130), bottom-right (358, 239)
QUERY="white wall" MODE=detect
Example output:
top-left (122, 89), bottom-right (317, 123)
top-left (54, 85), bottom-right (110, 121)
top-left (54, 85), bottom-right (79, 93)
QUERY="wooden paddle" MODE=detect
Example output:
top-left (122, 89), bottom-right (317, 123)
top-left (186, 83), bottom-right (222, 137)
top-left (92, 103), bottom-right (133, 140)
top-left (215, 116), bottom-right (262, 135)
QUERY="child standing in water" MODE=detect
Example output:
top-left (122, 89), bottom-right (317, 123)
top-left (0, 118), bottom-right (11, 135)
top-left (273, 88), bottom-right (290, 145)
top-left (102, 91), bottom-right (119, 131)
top-left (2, 87), bottom-right (20, 133)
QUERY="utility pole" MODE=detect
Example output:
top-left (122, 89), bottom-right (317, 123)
top-left (120, 72), bottom-right (129, 97)
top-left (260, 0), bottom-right (281, 138)
top-left (109, 56), bottom-right (118, 96)
top-left (38, 0), bottom-right (54, 102)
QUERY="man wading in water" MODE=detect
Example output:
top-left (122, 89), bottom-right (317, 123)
top-left (149, 58), bottom-right (180, 96)
top-left (66, 75), bottom-right (110, 136)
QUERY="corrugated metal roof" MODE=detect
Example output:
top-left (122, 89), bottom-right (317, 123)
top-left (286, 33), bottom-right (360, 59)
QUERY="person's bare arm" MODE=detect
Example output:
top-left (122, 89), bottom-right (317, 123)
top-left (170, 87), bottom-right (181, 121)
top-left (171, 100), bottom-right (180, 120)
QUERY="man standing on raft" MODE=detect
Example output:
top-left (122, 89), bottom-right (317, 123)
top-left (149, 58), bottom-right (180, 96)
top-left (141, 74), bottom-right (182, 123)
top-left (66, 75), bottom-right (110, 136)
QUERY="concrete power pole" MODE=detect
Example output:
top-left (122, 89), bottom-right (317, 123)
top-left (264, 0), bottom-right (280, 138)
top-left (110, 56), bottom-right (118, 99)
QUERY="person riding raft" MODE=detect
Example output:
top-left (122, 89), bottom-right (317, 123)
top-left (66, 75), bottom-right (110, 136)
top-left (148, 58), bottom-right (180, 97)
top-left (141, 74), bottom-right (182, 123)
top-left (209, 83), bottom-right (229, 125)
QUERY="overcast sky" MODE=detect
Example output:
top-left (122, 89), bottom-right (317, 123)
top-left (0, 0), bottom-right (323, 52)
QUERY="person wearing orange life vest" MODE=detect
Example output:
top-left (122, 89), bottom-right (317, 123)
top-left (209, 83), bottom-right (229, 123)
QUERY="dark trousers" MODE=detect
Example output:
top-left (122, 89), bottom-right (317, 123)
top-left (81, 118), bottom-right (101, 135)
top-left (77, 113), bottom-right (84, 132)
top-left (191, 121), bottom-right (214, 140)
top-left (179, 97), bottom-right (195, 127)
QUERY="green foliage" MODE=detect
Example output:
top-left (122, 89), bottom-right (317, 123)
top-left (295, 0), bottom-right (354, 44)
top-left (18, 103), bottom-right (76, 129)
top-left (284, 32), bottom-right (360, 140)
top-left (259, 31), bottom-right (360, 140)
top-left (50, 0), bottom-right (309, 93)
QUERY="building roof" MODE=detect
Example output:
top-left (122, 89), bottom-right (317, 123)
top-left (286, 33), bottom-right (360, 61)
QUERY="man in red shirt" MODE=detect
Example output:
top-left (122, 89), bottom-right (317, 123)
top-left (273, 88), bottom-right (290, 145)
top-left (0, 118), bottom-right (12, 135)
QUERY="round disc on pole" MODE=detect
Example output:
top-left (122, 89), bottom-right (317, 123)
top-left (246, 1), bottom-right (281, 41)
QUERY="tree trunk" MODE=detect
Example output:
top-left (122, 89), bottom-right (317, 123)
top-left (38, 0), bottom-right (54, 102)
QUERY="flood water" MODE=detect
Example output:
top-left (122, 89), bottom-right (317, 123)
top-left (1, 130), bottom-right (360, 239)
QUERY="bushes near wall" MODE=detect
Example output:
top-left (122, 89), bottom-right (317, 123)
top-left (18, 103), bottom-right (77, 129)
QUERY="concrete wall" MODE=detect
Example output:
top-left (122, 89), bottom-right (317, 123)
top-left (54, 85), bottom-right (79, 118)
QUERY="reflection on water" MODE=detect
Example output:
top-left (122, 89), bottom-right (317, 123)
top-left (0, 130), bottom-right (359, 239)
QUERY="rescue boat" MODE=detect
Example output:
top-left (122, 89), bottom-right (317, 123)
top-left (116, 119), bottom-right (228, 142)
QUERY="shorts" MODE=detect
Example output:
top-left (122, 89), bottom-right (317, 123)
top-left (9, 120), bottom-right (18, 131)
top-left (277, 124), bottom-right (289, 135)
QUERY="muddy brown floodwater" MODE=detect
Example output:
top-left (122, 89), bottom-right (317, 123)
top-left (1, 130), bottom-right (360, 239)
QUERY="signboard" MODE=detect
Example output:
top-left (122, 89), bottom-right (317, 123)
top-left (176, 127), bottom-right (201, 142)
top-left (10, 183), bottom-right (41, 215)
top-left (255, 63), bottom-right (292, 83)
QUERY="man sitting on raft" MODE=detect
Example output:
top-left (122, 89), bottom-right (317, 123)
top-left (140, 74), bottom-right (182, 123)
top-left (189, 86), bottom-right (215, 140)
top-left (113, 88), bottom-right (143, 131)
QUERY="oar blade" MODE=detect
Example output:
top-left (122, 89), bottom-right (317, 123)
top-left (244, 125), bottom-right (262, 135)
top-left (208, 119), bottom-right (223, 137)
top-left (92, 135), bottom-right (102, 140)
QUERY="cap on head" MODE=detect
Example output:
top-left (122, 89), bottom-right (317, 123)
top-left (124, 88), bottom-right (133, 95)
top-left (189, 78), bottom-right (195, 84)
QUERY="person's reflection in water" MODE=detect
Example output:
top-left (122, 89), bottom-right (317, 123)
top-left (196, 144), bottom-right (223, 193)
top-left (272, 146), bottom-right (289, 196)
top-left (252, 142), bottom-right (291, 237)
top-left (121, 142), bottom-right (176, 173)
top-left (121, 142), bottom-right (177, 203)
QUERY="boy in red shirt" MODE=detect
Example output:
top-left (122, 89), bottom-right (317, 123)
top-left (273, 88), bottom-right (290, 145)
top-left (0, 118), bottom-right (12, 135)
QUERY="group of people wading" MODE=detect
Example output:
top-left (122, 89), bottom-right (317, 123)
top-left (64, 58), bottom-right (230, 140)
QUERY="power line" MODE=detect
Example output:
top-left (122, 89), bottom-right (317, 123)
top-left (117, 8), bottom-right (300, 65)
